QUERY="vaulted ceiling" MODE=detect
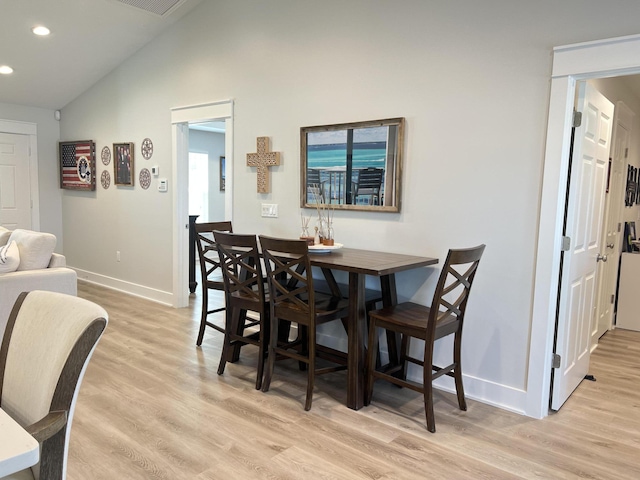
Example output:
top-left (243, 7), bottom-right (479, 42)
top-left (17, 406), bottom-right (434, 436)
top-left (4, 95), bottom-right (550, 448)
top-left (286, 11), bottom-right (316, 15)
top-left (0, 0), bottom-right (202, 110)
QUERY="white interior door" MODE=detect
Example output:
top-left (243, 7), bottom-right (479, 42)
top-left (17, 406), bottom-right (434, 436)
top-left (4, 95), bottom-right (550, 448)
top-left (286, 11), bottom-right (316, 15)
top-left (594, 102), bottom-right (634, 342)
top-left (0, 132), bottom-right (31, 230)
top-left (551, 82), bottom-right (614, 411)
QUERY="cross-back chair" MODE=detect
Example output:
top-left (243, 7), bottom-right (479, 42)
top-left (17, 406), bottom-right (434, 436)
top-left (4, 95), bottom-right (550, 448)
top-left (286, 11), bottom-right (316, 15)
top-left (194, 221), bottom-right (233, 346)
top-left (259, 235), bottom-right (350, 411)
top-left (0, 290), bottom-right (107, 480)
top-left (213, 231), bottom-right (267, 390)
top-left (364, 244), bottom-right (485, 432)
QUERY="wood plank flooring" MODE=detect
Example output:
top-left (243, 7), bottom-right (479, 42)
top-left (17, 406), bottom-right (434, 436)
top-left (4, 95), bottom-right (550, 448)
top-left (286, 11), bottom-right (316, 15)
top-left (67, 281), bottom-right (640, 479)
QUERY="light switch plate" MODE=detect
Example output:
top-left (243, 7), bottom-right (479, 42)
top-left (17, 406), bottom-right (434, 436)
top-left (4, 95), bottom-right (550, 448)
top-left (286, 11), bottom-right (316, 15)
top-left (261, 203), bottom-right (278, 218)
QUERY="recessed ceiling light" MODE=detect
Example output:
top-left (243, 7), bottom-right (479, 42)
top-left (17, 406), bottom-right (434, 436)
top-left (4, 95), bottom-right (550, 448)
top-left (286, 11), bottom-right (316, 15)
top-left (32, 26), bottom-right (50, 36)
top-left (0, 65), bottom-right (14, 75)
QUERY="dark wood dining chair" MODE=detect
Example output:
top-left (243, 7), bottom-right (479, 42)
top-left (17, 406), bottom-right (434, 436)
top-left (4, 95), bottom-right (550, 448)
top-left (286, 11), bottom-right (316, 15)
top-left (353, 167), bottom-right (384, 205)
top-left (259, 235), bottom-right (350, 411)
top-left (194, 221), bottom-right (233, 346)
top-left (364, 244), bottom-right (485, 432)
top-left (213, 231), bottom-right (267, 390)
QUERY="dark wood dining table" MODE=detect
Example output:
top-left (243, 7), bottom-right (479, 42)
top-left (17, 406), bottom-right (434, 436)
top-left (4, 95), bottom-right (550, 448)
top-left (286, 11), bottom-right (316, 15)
top-left (308, 247), bottom-right (438, 410)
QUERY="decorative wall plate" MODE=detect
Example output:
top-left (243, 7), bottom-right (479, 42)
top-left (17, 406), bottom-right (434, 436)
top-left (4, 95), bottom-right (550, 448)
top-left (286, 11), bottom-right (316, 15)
top-left (139, 168), bottom-right (151, 189)
top-left (101, 146), bottom-right (111, 165)
top-left (101, 170), bottom-right (111, 189)
top-left (141, 138), bottom-right (153, 160)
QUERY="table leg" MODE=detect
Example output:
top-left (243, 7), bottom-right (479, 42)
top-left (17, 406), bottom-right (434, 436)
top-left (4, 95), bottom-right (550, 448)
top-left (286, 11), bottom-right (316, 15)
top-left (347, 272), bottom-right (366, 410)
top-left (380, 274), bottom-right (400, 366)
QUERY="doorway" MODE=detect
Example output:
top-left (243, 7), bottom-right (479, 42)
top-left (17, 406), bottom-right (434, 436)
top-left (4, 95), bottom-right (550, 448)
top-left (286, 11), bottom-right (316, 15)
top-left (528, 34), bottom-right (640, 420)
top-left (171, 100), bottom-right (234, 308)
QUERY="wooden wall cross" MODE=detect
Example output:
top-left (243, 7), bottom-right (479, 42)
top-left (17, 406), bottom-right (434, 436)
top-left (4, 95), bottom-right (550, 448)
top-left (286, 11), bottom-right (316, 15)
top-left (246, 136), bottom-right (281, 193)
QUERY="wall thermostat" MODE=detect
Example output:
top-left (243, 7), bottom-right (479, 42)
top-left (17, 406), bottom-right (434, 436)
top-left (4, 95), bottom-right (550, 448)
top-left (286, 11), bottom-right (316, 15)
top-left (158, 178), bottom-right (168, 192)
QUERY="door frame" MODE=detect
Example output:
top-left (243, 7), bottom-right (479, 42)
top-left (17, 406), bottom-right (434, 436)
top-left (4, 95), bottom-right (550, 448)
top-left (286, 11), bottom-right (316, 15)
top-left (528, 34), bottom-right (640, 419)
top-left (171, 100), bottom-right (234, 308)
top-left (0, 119), bottom-right (40, 230)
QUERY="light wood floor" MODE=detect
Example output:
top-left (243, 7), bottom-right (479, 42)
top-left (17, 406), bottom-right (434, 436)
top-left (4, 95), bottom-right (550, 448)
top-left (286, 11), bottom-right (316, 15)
top-left (67, 281), bottom-right (640, 479)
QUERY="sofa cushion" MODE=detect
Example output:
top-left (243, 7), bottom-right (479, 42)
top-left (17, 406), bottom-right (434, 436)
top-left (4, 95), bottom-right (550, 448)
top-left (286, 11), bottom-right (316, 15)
top-left (0, 240), bottom-right (20, 273)
top-left (0, 226), bottom-right (11, 245)
top-left (8, 229), bottom-right (57, 271)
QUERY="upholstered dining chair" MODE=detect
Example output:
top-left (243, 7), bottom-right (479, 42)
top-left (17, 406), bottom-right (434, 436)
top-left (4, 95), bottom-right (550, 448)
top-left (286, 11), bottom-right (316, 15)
top-left (213, 231), bottom-right (268, 390)
top-left (194, 221), bottom-right (233, 346)
top-left (0, 290), bottom-right (108, 480)
top-left (364, 244), bottom-right (485, 432)
top-left (259, 236), bottom-right (350, 411)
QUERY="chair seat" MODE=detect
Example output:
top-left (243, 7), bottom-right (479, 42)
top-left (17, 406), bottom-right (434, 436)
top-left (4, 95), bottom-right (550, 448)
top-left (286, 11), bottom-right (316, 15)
top-left (369, 302), bottom-right (458, 339)
top-left (274, 293), bottom-right (349, 323)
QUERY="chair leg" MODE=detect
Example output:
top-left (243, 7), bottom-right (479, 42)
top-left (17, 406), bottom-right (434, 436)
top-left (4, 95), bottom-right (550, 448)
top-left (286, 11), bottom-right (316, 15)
top-left (299, 325), bottom-right (308, 371)
top-left (262, 312), bottom-right (279, 393)
top-left (305, 323), bottom-right (315, 411)
top-left (255, 310), bottom-right (269, 391)
top-left (196, 289), bottom-right (209, 346)
top-left (217, 307), bottom-right (234, 376)
top-left (453, 330), bottom-right (467, 411)
top-left (423, 362), bottom-right (436, 433)
top-left (364, 319), bottom-right (379, 406)
top-left (399, 334), bottom-right (410, 381)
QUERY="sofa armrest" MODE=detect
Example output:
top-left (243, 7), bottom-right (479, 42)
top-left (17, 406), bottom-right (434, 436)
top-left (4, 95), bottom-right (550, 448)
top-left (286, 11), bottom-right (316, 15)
top-left (48, 253), bottom-right (67, 268)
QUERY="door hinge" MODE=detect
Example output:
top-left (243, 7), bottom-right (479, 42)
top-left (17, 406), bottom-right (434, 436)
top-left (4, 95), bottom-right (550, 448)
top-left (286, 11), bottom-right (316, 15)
top-left (561, 236), bottom-right (571, 251)
top-left (618, 222), bottom-right (622, 233)
top-left (611, 294), bottom-right (615, 304)
top-left (573, 111), bottom-right (583, 128)
top-left (625, 147), bottom-right (629, 158)
top-left (552, 353), bottom-right (561, 369)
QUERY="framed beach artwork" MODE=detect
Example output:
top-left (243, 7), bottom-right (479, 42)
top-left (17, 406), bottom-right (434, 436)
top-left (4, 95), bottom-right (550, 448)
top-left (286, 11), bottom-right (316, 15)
top-left (300, 117), bottom-right (405, 212)
top-left (113, 142), bottom-right (134, 186)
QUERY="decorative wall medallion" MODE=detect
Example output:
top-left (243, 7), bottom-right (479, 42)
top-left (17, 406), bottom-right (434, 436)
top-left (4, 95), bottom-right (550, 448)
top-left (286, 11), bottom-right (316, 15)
top-left (101, 146), bottom-right (111, 165)
top-left (101, 170), bottom-right (111, 189)
top-left (139, 168), bottom-right (151, 189)
top-left (141, 138), bottom-right (153, 160)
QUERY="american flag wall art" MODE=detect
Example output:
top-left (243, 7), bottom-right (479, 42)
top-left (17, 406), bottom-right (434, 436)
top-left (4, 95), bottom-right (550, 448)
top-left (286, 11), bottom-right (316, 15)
top-left (59, 140), bottom-right (96, 191)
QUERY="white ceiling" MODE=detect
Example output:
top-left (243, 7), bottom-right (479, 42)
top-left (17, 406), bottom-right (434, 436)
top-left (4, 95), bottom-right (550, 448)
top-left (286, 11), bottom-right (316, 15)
top-left (0, 0), bottom-right (202, 110)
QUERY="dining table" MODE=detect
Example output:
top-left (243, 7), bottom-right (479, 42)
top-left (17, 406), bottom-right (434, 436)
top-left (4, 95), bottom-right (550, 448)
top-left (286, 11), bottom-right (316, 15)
top-left (307, 247), bottom-right (438, 410)
top-left (0, 408), bottom-right (39, 477)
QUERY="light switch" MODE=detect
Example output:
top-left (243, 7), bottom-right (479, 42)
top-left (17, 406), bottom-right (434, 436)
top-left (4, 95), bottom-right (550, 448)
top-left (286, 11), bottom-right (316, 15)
top-left (261, 203), bottom-right (278, 218)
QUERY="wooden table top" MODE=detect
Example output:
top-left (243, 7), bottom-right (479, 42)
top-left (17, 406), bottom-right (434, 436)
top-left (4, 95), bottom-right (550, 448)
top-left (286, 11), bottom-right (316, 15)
top-left (307, 247), bottom-right (438, 276)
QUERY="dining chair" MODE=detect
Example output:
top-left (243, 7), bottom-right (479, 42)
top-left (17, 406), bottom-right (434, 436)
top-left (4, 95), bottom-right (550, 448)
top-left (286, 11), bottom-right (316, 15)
top-left (306, 168), bottom-right (327, 203)
top-left (364, 244), bottom-right (485, 432)
top-left (353, 167), bottom-right (384, 205)
top-left (213, 231), bottom-right (268, 390)
top-left (194, 221), bottom-right (233, 346)
top-left (259, 235), bottom-right (350, 411)
top-left (0, 290), bottom-right (107, 480)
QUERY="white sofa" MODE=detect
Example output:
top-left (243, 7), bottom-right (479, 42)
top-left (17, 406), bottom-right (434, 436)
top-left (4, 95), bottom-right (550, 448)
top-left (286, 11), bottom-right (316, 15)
top-left (0, 227), bottom-right (77, 340)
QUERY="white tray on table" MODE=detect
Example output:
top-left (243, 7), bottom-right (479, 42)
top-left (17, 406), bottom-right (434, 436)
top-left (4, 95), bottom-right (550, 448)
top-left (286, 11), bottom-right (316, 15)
top-left (308, 243), bottom-right (343, 254)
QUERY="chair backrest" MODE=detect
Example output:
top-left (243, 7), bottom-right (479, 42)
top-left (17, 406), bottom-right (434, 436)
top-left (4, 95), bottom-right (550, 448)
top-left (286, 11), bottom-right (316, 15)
top-left (307, 169), bottom-right (324, 202)
top-left (0, 290), bottom-right (108, 480)
top-left (355, 168), bottom-right (383, 191)
top-left (195, 221), bottom-right (233, 286)
top-left (259, 236), bottom-right (315, 324)
top-left (427, 244), bottom-right (485, 338)
top-left (213, 231), bottom-right (265, 306)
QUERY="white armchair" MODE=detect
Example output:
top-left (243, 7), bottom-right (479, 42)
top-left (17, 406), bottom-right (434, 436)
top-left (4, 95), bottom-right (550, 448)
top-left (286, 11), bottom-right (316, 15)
top-left (0, 291), bottom-right (107, 480)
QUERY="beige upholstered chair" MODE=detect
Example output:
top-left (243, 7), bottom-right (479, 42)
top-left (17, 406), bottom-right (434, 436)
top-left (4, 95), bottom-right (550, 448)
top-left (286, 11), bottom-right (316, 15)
top-left (0, 290), bottom-right (108, 480)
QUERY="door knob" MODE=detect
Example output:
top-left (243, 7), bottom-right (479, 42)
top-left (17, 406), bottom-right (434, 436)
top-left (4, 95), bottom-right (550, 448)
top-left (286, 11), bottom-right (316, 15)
top-left (607, 243), bottom-right (615, 249)
top-left (596, 253), bottom-right (608, 262)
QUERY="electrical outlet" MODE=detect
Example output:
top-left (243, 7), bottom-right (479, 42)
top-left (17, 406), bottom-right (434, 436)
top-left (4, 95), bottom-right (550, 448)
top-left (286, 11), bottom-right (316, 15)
top-left (116, 251), bottom-right (121, 262)
top-left (261, 203), bottom-right (278, 218)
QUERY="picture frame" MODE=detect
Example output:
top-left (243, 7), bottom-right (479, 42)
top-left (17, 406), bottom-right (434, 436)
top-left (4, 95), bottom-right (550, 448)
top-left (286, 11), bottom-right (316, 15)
top-left (58, 140), bottom-right (96, 191)
top-left (220, 156), bottom-right (226, 191)
top-left (300, 117), bottom-right (404, 212)
top-left (113, 142), bottom-right (134, 186)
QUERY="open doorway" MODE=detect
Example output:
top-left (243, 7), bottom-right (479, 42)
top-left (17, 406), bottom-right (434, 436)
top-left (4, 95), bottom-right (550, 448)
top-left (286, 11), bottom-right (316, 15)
top-left (528, 35), bottom-right (640, 420)
top-left (170, 100), bottom-right (234, 309)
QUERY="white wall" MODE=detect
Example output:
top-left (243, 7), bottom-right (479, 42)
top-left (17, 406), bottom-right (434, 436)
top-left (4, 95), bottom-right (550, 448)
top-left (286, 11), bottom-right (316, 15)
top-left (189, 129), bottom-right (225, 222)
top-left (56, 0), bottom-right (640, 415)
top-left (0, 102), bottom-right (62, 250)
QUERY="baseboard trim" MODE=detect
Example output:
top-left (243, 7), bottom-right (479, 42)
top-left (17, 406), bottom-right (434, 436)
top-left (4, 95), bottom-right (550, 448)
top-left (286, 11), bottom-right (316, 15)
top-left (73, 268), bottom-right (173, 306)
